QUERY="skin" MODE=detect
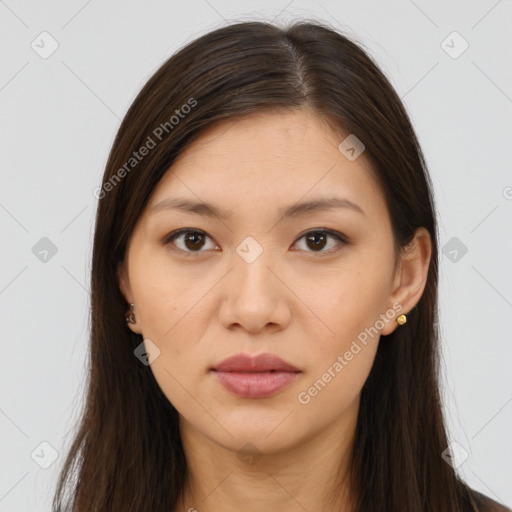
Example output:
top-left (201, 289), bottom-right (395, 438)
top-left (118, 108), bottom-right (432, 512)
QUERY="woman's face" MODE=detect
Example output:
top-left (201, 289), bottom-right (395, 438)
top-left (119, 109), bottom-right (428, 456)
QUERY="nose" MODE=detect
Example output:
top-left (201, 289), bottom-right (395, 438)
top-left (218, 249), bottom-right (292, 335)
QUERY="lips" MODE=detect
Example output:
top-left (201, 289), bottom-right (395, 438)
top-left (211, 353), bottom-right (300, 373)
top-left (211, 353), bottom-right (301, 398)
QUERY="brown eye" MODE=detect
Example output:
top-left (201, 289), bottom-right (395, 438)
top-left (164, 228), bottom-right (347, 256)
top-left (293, 229), bottom-right (347, 255)
top-left (305, 232), bottom-right (328, 251)
top-left (183, 232), bottom-right (206, 251)
top-left (164, 229), bottom-right (217, 253)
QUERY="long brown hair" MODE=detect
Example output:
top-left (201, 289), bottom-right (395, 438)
top-left (52, 20), bottom-right (505, 512)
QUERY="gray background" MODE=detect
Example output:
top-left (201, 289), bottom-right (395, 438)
top-left (0, 0), bottom-right (511, 510)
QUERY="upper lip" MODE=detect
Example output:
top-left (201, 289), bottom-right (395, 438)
top-left (211, 353), bottom-right (301, 373)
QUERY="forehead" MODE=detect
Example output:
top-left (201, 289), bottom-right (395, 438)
top-left (147, 109), bottom-right (384, 223)
top-left (171, 109), bottom-right (367, 166)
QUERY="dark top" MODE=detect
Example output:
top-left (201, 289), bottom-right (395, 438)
top-left (472, 489), bottom-right (511, 512)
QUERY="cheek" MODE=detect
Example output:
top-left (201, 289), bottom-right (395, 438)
top-left (297, 264), bottom-right (390, 395)
top-left (129, 250), bottom-right (204, 337)
top-left (128, 254), bottom-right (215, 374)
top-left (296, 342), bottom-right (377, 429)
top-left (303, 266), bottom-right (389, 342)
top-left (296, 284), bottom-right (383, 414)
top-left (137, 301), bottom-right (209, 417)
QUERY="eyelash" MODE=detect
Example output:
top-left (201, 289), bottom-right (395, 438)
top-left (163, 228), bottom-right (348, 257)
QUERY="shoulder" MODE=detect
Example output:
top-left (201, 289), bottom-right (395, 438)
top-left (470, 489), bottom-right (512, 512)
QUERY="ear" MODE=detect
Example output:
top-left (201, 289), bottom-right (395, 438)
top-left (380, 227), bottom-right (432, 336)
top-left (117, 260), bottom-right (143, 335)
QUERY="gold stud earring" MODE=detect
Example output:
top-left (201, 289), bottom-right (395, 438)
top-left (397, 314), bottom-right (407, 326)
top-left (125, 303), bottom-right (136, 324)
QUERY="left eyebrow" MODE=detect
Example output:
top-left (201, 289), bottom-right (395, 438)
top-left (149, 196), bottom-right (366, 220)
top-left (279, 197), bottom-right (366, 218)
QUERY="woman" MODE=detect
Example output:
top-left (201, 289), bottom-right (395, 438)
top-left (52, 20), bottom-right (510, 512)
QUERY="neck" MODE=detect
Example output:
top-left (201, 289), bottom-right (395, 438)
top-left (175, 397), bottom-right (360, 512)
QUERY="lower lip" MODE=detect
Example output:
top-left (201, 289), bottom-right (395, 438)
top-left (212, 371), bottom-right (300, 398)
